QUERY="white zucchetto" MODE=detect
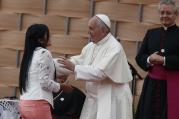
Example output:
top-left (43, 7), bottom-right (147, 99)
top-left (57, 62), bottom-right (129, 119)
top-left (95, 14), bottom-right (111, 28)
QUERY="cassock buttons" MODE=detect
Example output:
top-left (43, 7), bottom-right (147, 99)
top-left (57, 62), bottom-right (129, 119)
top-left (60, 97), bottom-right (64, 101)
top-left (161, 49), bottom-right (165, 53)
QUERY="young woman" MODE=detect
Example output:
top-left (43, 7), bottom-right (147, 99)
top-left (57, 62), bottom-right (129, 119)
top-left (19, 24), bottom-right (66, 119)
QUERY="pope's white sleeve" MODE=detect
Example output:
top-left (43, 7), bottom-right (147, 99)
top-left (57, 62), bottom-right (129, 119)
top-left (74, 65), bottom-right (107, 81)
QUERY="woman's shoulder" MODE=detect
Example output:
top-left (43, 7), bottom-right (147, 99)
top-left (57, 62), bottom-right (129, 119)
top-left (36, 47), bottom-right (50, 54)
top-left (35, 47), bottom-right (52, 59)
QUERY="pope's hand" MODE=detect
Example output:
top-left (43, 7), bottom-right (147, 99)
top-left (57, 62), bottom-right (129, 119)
top-left (60, 83), bottom-right (74, 93)
top-left (54, 58), bottom-right (73, 76)
top-left (58, 58), bottom-right (75, 72)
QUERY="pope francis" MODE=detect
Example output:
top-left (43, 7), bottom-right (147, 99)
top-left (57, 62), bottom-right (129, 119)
top-left (56, 14), bottom-right (133, 119)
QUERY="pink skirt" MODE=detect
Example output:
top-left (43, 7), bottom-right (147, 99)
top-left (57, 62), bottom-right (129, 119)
top-left (19, 100), bottom-right (52, 119)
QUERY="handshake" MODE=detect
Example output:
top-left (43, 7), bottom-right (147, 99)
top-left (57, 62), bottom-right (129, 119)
top-left (53, 58), bottom-right (75, 93)
top-left (53, 58), bottom-right (74, 76)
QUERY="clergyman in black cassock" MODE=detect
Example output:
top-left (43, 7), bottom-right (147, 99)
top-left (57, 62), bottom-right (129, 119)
top-left (135, 1), bottom-right (179, 119)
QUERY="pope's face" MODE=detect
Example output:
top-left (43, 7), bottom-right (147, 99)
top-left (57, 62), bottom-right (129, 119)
top-left (88, 17), bottom-right (103, 43)
top-left (159, 4), bottom-right (177, 27)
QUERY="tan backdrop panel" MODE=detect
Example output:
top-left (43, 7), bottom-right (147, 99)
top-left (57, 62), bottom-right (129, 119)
top-left (47, 0), bottom-right (89, 18)
top-left (95, 1), bottom-right (139, 22)
top-left (1, 0), bottom-right (177, 99)
top-left (120, 40), bottom-right (147, 78)
top-left (0, 48), bottom-right (18, 67)
top-left (50, 35), bottom-right (88, 55)
top-left (120, 0), bottom-right (159, 4)
top-left (0, 13), bottom-right (19, 30)
top-left (142, 5), bottom-right (160, 24)
top-left (0, 0), bottom-right (44, 15)
top-left (94, 0), bottom-right (113, 2)
top-left (117, 22), bottom-right (158, 42)
top-left (0, 31), bottom-right (25, 50)
top-left (22, 14), bottom-right (65, 34)
top-left (0, 85), bottom-right (16, 98)
top-left (70, 18), bottom-right (89, 37)
top-left (0, 67), bottom-right (19, 87)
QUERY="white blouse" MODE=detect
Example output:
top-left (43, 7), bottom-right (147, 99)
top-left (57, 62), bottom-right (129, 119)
top-left (20, 47), bottom-right (60, 107)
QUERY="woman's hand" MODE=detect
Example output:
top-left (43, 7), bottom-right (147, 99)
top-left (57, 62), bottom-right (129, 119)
top-left (56, 75), bottom-right (68, 83)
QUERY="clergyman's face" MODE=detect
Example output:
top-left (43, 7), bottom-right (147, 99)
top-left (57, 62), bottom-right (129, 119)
top-left (88, 17), bottom-right (103, 43)
top-left (159, 4), bottom-right (177, 27)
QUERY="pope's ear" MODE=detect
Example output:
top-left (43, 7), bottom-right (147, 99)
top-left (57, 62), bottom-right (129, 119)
top-left (102, 27), bottom-right (109, 34)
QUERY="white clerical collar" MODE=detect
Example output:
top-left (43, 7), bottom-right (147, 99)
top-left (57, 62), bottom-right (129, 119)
top-left (96, 33), bottom-right (111, 46)
top-left (163, 23), bottom-right (176, 31)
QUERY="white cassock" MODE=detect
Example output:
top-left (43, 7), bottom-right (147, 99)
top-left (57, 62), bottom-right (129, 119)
top-left (55, 33), bottom-right (133, 119)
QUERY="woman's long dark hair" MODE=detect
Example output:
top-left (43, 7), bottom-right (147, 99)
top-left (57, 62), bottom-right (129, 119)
top-left (19, 24), bottom-right (50, 94)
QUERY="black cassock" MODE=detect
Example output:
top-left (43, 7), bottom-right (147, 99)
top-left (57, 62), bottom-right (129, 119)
top-left (135, 25), bottom-right (179, 119)
top-left (52, 87), bottom-right (86, 119)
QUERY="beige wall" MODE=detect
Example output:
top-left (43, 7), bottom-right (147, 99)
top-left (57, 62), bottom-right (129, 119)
top-left (0, 0), bottom-right (178, 99)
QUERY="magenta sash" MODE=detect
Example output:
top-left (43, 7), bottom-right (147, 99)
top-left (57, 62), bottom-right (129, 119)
top-left (149, 65), bottom-right (179, 119)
